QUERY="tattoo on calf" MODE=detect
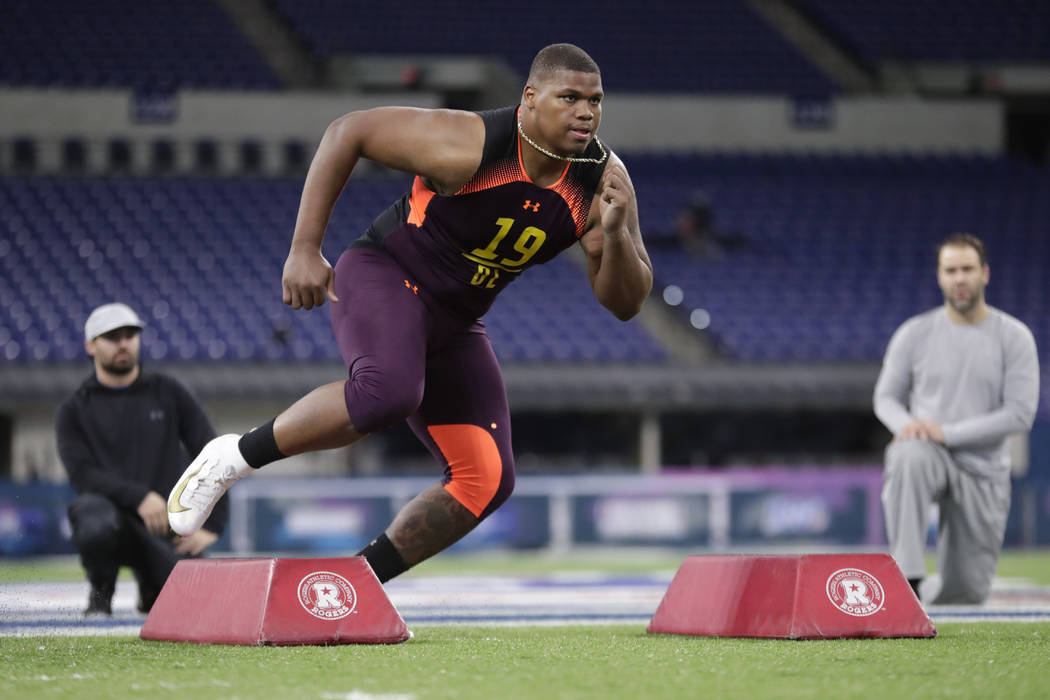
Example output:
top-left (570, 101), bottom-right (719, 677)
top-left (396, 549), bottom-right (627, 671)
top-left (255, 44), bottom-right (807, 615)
top-left (388, 484), bottom-right (479, 566)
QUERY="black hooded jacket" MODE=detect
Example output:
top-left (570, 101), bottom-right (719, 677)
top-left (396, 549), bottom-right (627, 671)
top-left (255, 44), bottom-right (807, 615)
top-left (55, 371), bottom-right (227, 535)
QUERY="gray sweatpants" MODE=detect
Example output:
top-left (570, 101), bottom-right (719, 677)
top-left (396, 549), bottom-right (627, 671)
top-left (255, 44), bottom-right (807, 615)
top-left (881, 439), bottom-right (1011, 604)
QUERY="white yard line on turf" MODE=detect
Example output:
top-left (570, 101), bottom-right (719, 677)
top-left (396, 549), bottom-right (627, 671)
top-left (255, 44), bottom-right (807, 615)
top-left (3, 576), bottom-right (1050, 636)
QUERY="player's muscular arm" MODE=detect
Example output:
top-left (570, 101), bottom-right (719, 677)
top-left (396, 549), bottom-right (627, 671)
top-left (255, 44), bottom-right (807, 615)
top-left (579, 156), bottom-right (652, 320)
top-left (282, 107), bottom-right (485, 309)
top-left (352, 107), bottom-right (485, 192)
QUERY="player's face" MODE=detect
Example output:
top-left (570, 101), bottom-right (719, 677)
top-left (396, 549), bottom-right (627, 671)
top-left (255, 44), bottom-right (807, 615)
top-left (86, 327), bottom-right (141, 375)
top-left (937, 245), bottom-right (988, 315)
top-left (530, 69), bottom-right (604, 155)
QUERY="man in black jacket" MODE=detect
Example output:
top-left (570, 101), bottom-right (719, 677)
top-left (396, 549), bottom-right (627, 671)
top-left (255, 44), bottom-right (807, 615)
top-left (56, 303), bottom-right (227, 615)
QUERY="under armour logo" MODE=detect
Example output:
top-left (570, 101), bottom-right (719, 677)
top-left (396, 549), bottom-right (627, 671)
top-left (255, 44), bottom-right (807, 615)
top-left (523, 200), bottom-right (540, 212)
top-left (149, 410), bottom-right (164, 421)
top-left (404, 279), bottom-right (419, 295)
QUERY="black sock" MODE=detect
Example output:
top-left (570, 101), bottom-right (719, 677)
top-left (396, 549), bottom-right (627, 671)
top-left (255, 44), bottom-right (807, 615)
top-left (357, 533), bottom-right (409, 583)
top-left (908, 577), bottom-right (923, 598)
top-left (237, 418), bottom-right (286, 469)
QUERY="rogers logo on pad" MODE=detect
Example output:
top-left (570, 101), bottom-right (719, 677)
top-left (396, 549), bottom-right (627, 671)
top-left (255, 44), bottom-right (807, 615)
top-left (826, 568), bottom-right (885, 617)
top-left (297, 571), bottom-right (357, 620)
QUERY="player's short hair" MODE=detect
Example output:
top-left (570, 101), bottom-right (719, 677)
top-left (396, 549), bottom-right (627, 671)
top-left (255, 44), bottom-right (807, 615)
top-left (938, 233), bottom-right (988, 267)
top-left (527, 43), bottom-right (600, 84)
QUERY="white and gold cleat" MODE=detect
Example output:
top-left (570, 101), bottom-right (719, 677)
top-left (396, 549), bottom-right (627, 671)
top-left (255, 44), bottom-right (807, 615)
top-left (168, 434), bottom-right (251, 536)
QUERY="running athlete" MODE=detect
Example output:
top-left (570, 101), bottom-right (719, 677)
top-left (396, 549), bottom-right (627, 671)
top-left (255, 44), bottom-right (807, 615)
top-left (874, 234), bottom-right (1039, 603)
top-left (168, 44), bottom-right (652, 582)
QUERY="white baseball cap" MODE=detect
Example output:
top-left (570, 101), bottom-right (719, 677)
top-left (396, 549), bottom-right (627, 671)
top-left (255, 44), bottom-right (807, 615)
top-left (84, 303), bottom-right (145, 341)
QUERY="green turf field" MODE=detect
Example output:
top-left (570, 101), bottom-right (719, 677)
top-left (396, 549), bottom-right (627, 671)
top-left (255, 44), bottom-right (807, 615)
top-left (2, 623), bottom-right (1048, 700)
top-left (3, 550), bottom-right (1049, 699)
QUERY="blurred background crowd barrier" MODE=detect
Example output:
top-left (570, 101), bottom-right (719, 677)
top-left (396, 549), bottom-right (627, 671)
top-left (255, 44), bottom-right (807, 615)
top-left (5, 469), bottom-right (1050, 556)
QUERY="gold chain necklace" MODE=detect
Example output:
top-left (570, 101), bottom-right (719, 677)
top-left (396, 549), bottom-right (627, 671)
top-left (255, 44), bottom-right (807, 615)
top-left (517, 119), bottom-right (608, 165)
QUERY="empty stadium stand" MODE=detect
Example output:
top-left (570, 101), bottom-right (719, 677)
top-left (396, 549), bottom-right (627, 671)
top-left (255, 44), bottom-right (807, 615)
top-left (2, 153), bottom-right (1045, 371)
top-left (636, 152), bottom-right (1048, 362)
top-left (1, 0), bottom-right (1048, 479)
top-left (0, 0), bottom-right (278, 90)
top-left (795, 0), bottom-right (1050, 65)
top-left (270, 0), bottom-right (837, 94)
top-left (0, 174), bottom-right (666, 365)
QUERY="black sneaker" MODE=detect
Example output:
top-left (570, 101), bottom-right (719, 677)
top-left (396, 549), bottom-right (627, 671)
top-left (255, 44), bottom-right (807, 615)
top-left (136, 590), bottom-right (158, 614)
top-left (133, 570), bottom-right (159, 614)
top-left (84, 587), bottom-right (113, 616)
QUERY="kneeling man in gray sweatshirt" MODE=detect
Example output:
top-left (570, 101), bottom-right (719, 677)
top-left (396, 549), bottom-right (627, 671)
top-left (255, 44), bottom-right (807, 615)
top-left (874, 234), bottom-right (1039, 604)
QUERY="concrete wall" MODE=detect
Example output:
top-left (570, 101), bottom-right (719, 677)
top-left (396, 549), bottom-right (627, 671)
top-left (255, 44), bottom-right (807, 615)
top-left (598, 94), bottom-right (1002, 153)
top-left (0, 89), bottom-right (1004, 175)
top-left (0, 89), bottom-right (441, 174)
top-left (0, 89), bottom-right (440, 139)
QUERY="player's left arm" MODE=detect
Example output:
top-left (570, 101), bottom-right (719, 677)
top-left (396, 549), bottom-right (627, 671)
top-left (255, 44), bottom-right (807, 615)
top-left (579, 154), bottom-right (653, 320)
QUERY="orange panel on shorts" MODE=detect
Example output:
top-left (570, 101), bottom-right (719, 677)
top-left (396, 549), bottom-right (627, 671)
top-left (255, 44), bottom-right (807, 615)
top-left (428, 424), bottom-right (502, 518)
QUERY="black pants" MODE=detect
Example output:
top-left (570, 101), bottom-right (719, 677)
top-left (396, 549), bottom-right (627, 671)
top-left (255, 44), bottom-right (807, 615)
top-left (67, 493), bottom-right (193, 611)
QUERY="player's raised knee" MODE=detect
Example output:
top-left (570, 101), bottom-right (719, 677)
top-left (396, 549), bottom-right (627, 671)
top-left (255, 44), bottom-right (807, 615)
top-left (429, 424), bottom-right (513, 519)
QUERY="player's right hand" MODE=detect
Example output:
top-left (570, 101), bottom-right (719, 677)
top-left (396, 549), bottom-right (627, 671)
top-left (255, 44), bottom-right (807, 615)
top-left (282, 248), bottom-right (339, 309)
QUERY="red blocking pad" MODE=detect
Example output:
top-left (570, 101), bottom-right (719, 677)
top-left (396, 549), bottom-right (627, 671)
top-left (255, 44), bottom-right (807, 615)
top-left (140, 557), bottom-right (410, 645)
top-left (647, 554), bottom-right (936, 639)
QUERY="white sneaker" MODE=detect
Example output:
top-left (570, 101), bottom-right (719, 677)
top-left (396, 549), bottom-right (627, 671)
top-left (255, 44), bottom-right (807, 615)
top-left (168, 434), bottom-right (252, 536)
